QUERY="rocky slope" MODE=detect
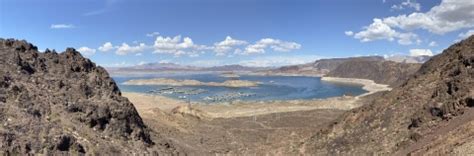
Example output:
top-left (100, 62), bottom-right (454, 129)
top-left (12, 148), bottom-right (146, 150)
top-left (326, 59), bottom-right (421, 86)
top-left (0, 39), bottom-right (177, 154)
top-left (302, 35), bottom-right (474, 155)
top-left (258, 56), bottom-right (385, 76)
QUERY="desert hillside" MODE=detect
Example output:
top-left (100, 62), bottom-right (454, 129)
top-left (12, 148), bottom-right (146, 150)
top-left (258, 56), bottom-right (385, 76)
top-left (302, 35), bottom-right (474, 155)
top-left (0, 39), bottom-right (178, 155)
top-left (326, 59), bottom-right (421, 86)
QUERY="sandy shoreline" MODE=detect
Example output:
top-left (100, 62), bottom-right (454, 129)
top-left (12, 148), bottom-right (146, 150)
top-left (123, 77), bottom-right (391, 119)
top-left (321, 77), bottom-right (391, 98)
top-left (124, 92), bottom-right (359, 118)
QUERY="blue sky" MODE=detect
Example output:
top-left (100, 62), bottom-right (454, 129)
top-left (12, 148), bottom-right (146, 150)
top-left (1, 0), bottom-right (473, 67)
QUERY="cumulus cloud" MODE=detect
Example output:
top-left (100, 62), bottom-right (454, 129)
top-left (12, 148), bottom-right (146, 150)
top-left (153, 35), bottom-right (210, 57)
top-left (353, 19), bottom-right (419, 45)
top-left (350, 0), bottom-right (474, 44)
top-left (213, 36), bottom-right (248, 56)
top-left (409, 49), bottom-right (433, 56)
top-left (98, 42), bottom-right (115, 52)
top-left (384, 0), bottom-right (474, 34)
top-left (344, 31), bottom-right (354, 36)
top-left (239, 38), bottom-right (301, 55)
top-left (77, 47), bottom-right (96, 56)
top-left (137, 61), bottom-right (148, 65)
top-left (93, 35), bottom-right (301, 57)
top-left (101, 61), bottom-right (133, 67)
top-left (429, 41), bottom-right (438, 46)
top-left (50, 24), bottom-right (75, 29)
top-left (238, 55), bottom-right (320, 67)
top-left (391, 0), bottom-right (421, 11)
top-left (458, 29), bottom-right (474, 40)
top-left (116, 43), bottom-right (148, 55)
top-left (146, 32), bottom-right (160, 37)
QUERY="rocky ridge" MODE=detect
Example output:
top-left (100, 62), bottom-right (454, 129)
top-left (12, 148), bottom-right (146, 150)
top-left (0, 39), bottom-right (177, 154)
top-left (257, 56), bottom-right (386, 76)
top-left (302, 35), bottom-right (474, 155)
top-left (326, 59), bottom-right (421, 86)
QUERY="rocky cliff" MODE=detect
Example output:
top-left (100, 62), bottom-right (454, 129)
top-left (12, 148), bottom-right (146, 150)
top-left (302, 35), bottom-right (474, 155)
top-left (326, 59), bottom-right (421, 86)
top-left (0, 39), bottom-right (175, 154)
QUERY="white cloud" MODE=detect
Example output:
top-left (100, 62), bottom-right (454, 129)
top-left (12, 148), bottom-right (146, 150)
top-left (77, 47), bottom-right (96, 56)
top-left (344, 31), bottom-right (354, 36)
top-left (101, 61), bottom-right (133, 67)
top-left (391, 0), bottom-right (421, 11)
top-left (135, 53), bottom-right (143, 56)
top-left (153, 35), bottom-right (211, 57)
top-left (238, 55), bottom-right (321, 67)
top-left (213, 36), bottom-right (248, 56)
top-left (98, 42), bottom-right (115, 52)
top-left (383, 0), bottom-right (474, 34)
top-left (409, 49), bottom-right (433, 56)
top-left (50, 24), bottom-right (75, 29)
top-left (146, 32), bottom-right (160, 37)
top-left (397, 32), bottom-right (419, 45)
top-left (353, 19), bottom-right (419, 45)
top-left (429, 41), bottom-right (438, 46)
top-left (350, 0), bottom-right (474, 44)
top-left (239, 38), bottom-right (301, 55)
top-left (116, 43), bottom-right (148, 55)
top-left (458, 29), bottom-right (474, 40)
top-left (137, 61), bottom-right (148, 65)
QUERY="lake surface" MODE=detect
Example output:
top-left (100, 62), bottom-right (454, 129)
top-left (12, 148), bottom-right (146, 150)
top-left (113, 73), bottom-right (367, 103)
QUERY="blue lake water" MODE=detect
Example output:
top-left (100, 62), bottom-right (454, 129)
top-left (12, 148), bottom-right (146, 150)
top-left (113, 73), bottom-right (367, 102)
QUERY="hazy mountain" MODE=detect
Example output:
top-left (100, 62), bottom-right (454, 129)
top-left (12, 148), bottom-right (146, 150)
top-left (106, 63), bottom-right (268, 75)
top-left (386, 55), bottom-right (431, 63)
top-left (205, 64), bottom-right (270, 71)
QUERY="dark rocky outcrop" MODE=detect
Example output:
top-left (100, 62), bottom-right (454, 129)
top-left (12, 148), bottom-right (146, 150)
top-left (259, 56), bottom-right (385, 76)
top-left (326, 59), bottom-right (421, 86)
top-left (0, 39), bottom-right (175, 154)
top-left (303, 35), bottom-right (474, 155)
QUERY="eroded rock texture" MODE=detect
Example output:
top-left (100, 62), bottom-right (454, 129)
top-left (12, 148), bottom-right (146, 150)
top-left (0, 39), bottom-right (173, 155)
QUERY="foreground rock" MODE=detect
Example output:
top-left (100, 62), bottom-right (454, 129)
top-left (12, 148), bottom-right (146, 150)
top-left (0, 39), bottom-right (177, 154)
top-left (302, 35), bottom-right (474, 154)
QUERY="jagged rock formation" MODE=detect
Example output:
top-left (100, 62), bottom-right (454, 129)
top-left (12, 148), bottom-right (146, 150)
top-left (0, 39), bottom-right (175, 154)
top-left (302, 35), bottom-right (474, 155)
top-left (326, 59), bottom-right (421, 86)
